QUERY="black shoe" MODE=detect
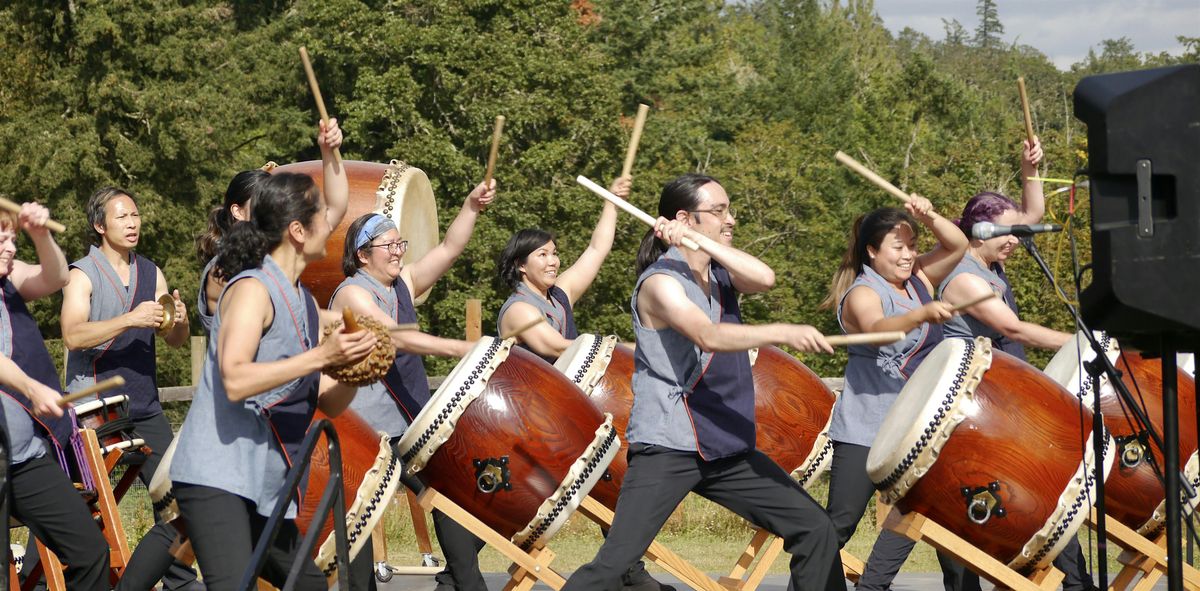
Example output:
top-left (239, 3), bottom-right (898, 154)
top-left (621, 563), bottom-right (675, 591)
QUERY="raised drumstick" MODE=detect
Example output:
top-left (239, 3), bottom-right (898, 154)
top-left (834, 152), bottom-right (911, 204)
top-left (484, 115), bottom-right (506, 189)
top-left (1017, 77), bottom-right (1036, 145)
top-left (500, 317), bottom-right (545, 341)
top-left (949, 291), bottom-right (998, 313)
top-left (298, 46), bottom-right (342, 167)
top-left (0, 197), bottom-right (67, 233)
top-left (58, 376), bottom-right (126, 407)
top-left (341, 308), bottom-right (361, 333)
top-left (824, 332), bottom-right (907, 347)
top-left (576, 176), bottom-right (700, 251)
top-left (621, 104), bottom-right (650, 178)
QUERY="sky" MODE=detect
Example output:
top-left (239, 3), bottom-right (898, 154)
top-left (873, 0), bottom-right (1199, 70)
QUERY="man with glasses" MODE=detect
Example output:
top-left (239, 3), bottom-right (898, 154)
top-left (329, 179), bottom-right (496, 591)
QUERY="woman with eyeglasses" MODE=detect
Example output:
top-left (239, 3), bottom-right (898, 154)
top-left (328, 179), bottom-right (495, 591)
top-left (495, 176), bottom-right (630, 362)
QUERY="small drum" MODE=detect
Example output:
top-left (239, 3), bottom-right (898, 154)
top-left (397, 337), bottom-right (618, 551)
top-left (151, 409), bottom-right (401, 577)
top-left (867, 337), bottom-right (1113, 572)
top-left (554, 335), bottom-right (836, 511)
top-left (297, 408), bottom-right (402, 577)
top-left (1044, 332), bottom-right (1199, 536)
top-left (268, 160), bottom-right (439, 305)
top-left (74, 395), bottom-right (146, 454)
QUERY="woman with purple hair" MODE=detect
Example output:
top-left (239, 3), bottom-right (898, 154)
top-left (938, 138), bottom-right (1093, 591)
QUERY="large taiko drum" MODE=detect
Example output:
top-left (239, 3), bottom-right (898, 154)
top-left (266, 159), bottom-right (439, 306)
top-left (554, 335), bottom-right (836, 510)
top-left (150, 408), bottom-right (401, 577)
top-left (867, 337), bottom-right (1114, 572)
top-left (396, 337), bottom-right (618, 551)
top-left (1044, 332), bottom-right (1199, 536)
top-left (297, 409), bottom-right (402, 577)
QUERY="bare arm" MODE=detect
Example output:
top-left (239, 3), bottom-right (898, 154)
top-left (910, 196), bottom-right (968, 288)
top-left (217, 278), bottom-right (376, 402)
top-left (499, 301), bottom-right (572, 359)
top-left (402, 180), bottom-right (496, 301)
top-left (840, 285), bottom-right (954, 336)
top-left (941, 273), bottom-right (1070, 350)
top-left (330, 284), bottom-right (471, 358)
top-left (155, 268), bottom-right (189, 348)
top-left (0, 355), bottom-right (63, 418)
top-left (1016, 137), bottom-right (1046, 224)
top-left (654, 218), bottom-right (776, 294)
top-left (317, 374), bottom-right (358, 417)
top-left (320, 118), bottom-right (349, 229)
top-left (9, 203), bottom-right (68, 300)
top-left (61, 269), bottom-right (162, 350)
top-left (556, 177), bottom-right (625, 304)
top-left (637, 273), bottom-right (830, 353)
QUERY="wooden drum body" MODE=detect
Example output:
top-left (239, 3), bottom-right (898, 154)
top-left (396, 337), bottom-right (618, 551)
top-left (867, 337), bottom-right (1114, 572)
top-left (298, 408), bottom-right (402, 577)
top-left (267, 159), bottom-right (439, 306)
top-left (554, 335), bottom-right (836, 511)
top-left (74, 394), bottom-right (145, 454)
top-left (1044, 331), bottom-right (1199, 536)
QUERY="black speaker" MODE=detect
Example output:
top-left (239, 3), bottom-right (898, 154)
top-left (1074, 64), bottom-right (1200, 353)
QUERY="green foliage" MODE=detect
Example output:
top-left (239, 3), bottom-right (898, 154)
top-left (0, 0), bottom-right (1194, 385)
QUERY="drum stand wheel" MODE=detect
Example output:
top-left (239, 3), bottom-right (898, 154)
top-left (1086, 509), bottom-right (1200, 590)
top-left (881, 507), bottom-right (1066, 591)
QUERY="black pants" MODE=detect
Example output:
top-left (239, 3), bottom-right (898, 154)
top-left (398, 471), bottom-right (488, 591)
top-left (564, 444), bottom-right (844, 591)
top-left (827, 442), bottom-right (980, 591)
top-left (115, 412), bottom-right (201, 590)
top-left (175, 482), bottom-right (324, 591)
top-left (11, 454), bottom-right (110, 591)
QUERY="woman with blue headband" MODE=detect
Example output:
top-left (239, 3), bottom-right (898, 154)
top-left (329, 178), bottom-right (496, 591)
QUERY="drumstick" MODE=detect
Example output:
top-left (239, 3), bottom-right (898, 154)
top-left (824, 332), bottom-right (907, 347)
top-left (58, 376), bottom-right (126, 408)
top-left (341, 308), bottom-right (361, 333)
top-left (948, 291), bottom-right (997, 314)
top-left (1017, 77), bottom-right (1036, 145)
top-left (576, 176), bottom-right (700, 251)
top-left (0, 197), bottom-right (67, 233)
top-left (500, 317), bottom-right (545, 341)
top-left (298, 46), bottom-right (342, 167)
top-left (834, 152), bottom-right (911, 204)
top-left (483, 115), bottom-right (505, 189)
top-left (620, 104), bottom-right (650, 178)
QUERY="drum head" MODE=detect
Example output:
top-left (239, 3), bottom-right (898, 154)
top-left (554, 334), bottom-right (618, 396)
top-left (149, 436), bottom-right (181, 522)
top-left (73, 394), bottom-right (130, 415)
top-left (866, 337), bottom-right (989, 488)
top-left (1043, 331), bottom-right (1118, 404)
top-left (270, 159), bottom-right (440, 306)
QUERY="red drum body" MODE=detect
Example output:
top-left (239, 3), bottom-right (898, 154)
top-left (267, 160), bottom-right (438, 306)
top-left (867, 337), bottom-right (1113, 571)
top-left (1044, 332), bottom-right (1199, 536)
top-left (74, 395), bottom-right (145, 454)
top-left (396, 337), bottom-right (618, 551)
top-left (750, 346), bottom-right (837, 488)
top-left (554, 335), bottom-right (836, 510)
top-left (297, 408), bottom-right (401, 577)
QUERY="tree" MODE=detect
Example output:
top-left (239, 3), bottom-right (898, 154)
top-left (974, 0), bottom-right (1004, 50)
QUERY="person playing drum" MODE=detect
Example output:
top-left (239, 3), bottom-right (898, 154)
top-left (820, 201), bottom-right (973, 591)
top-left (58, 186), bottom-right (200, 590)
top-left (938, 138), bottom-right (1093, 591)
top-left (328, 177), bottom-right (495, 591)
top-left (563, 173), bottom-right (845, 591)
top-left (0, 203), bottom-right (111, 591)
top-left (495, 176), bottom-right (628, 362)
top-left (168, 172), bottom-right (376, 589)
top-left (196, 118), bottom-right (348, 332)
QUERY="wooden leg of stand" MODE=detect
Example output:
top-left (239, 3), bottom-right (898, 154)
top-left (505, 547), bottom-right (555, 591)
top-left (35, 545), bottom-right (66, 591)
top-left (1088, 510), bottom-right (1200, 590)
top-left (110, 450), bottom-right (146, 504)
top-left (407, 487), bottom-right (434, 555)
top-left (840, 549), bottom-right (865, 583)
top-left (80, 429), bottom-right (131, 576)
top-left (416, 488), bottom-right (566, 589)
top-left (578, 496), bottom-right (726, 591)
top-left (718, 528), bottom-right (785, 591)
top-left (882, 510), bottom-right (1065, 591)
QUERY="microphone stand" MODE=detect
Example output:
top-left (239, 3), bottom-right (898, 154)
top-left (1020, 235), bottom-right (1189, 590)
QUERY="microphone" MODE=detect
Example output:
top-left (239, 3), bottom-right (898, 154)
top-left (972, 222), bottom-right (1063, 240)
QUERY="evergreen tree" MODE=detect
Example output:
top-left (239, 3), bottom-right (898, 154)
top-left (974, 0), bottom-right (1004, 49)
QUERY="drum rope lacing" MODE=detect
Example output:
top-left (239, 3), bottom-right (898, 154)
top-left (401, 339), bottom-right (503, 466)
top-left (1023, 429), bottom-right (1109, 568)
top-left (379, 160), bottom-right (412, 218)
top-left (796, 439), bottom-right (833, 485)
top-left (570, 336), bottom-right (604, 386)
top-left (320, 451), bottom-right (401, 576)
top-left (876, 339), bottom-right (976, 492)
top-left (516, 426), bottom-right (618, 552)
